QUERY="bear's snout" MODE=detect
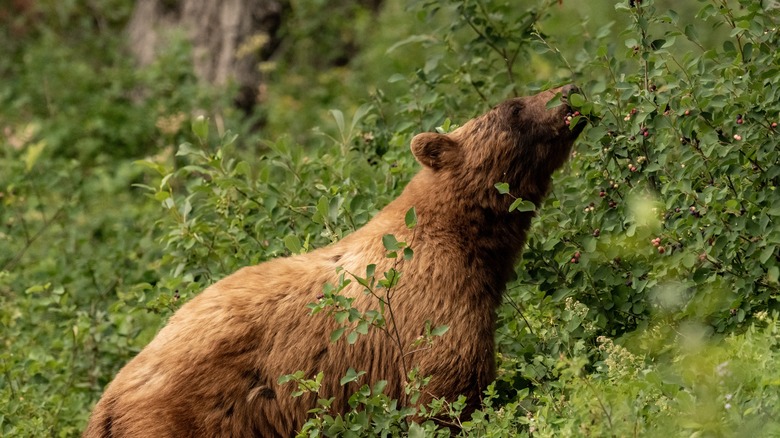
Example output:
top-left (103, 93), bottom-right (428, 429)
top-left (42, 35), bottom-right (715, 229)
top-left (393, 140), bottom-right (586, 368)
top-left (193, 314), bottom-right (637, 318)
top-left (560, 84), bottom-right (580, 99)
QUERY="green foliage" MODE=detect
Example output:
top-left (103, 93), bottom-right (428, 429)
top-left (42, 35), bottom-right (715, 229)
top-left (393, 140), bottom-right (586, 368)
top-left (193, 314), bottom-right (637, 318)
top-left (522, 317), bottom-right (780, 437)
top-left (0, 154), bottom-right (164, 435)
top-left (0, 1), bottom-right (232, 434)
top-left (3, 0), bottom-right (780, 436)
top-left (530, 0), bottom-right (780, 336)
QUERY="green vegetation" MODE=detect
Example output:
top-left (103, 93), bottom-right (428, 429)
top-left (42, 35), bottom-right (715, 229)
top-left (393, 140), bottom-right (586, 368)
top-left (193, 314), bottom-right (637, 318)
top-left (2, 0), bottom-right (779, 436)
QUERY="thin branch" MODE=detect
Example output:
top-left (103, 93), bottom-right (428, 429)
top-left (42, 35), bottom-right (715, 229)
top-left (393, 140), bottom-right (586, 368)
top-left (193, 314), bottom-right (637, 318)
top-left (2, 206), bottom-right (66, 271)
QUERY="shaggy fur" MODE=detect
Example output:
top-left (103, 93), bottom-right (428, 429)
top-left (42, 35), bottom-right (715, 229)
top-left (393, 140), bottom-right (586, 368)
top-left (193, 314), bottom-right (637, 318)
top-left (84, 86), bottom-right (583, 437)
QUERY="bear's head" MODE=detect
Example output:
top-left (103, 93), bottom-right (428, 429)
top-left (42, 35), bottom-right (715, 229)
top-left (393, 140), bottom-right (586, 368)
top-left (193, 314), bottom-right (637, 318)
top-left (411, 85), bottom-right (584, 212)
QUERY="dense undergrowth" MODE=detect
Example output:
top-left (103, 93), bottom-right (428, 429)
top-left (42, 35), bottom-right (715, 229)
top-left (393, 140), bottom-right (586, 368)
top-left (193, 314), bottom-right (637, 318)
top-left (1, 0), bottom-right (779, 436)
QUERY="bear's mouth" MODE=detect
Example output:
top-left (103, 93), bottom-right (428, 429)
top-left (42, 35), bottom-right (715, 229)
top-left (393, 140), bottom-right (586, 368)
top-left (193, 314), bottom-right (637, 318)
top-left (559, 104), bottom-right (587, 139)
top-left (557, 86), bottom-right (587, 139)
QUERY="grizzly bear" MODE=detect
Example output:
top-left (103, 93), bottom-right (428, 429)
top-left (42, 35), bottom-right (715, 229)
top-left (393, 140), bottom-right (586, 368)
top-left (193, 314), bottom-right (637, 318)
top-left (84, 85), bottom-right (583, 437)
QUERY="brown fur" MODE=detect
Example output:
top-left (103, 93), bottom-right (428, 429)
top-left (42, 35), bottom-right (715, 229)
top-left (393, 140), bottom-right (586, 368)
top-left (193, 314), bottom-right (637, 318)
top-left (84, 86), bottom-right (583, 437)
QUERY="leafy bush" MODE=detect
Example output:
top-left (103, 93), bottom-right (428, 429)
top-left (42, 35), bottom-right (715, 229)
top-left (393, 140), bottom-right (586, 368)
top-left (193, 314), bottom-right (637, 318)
top-left (404, 0), bottom-right (780, 435)
top-left (0, 1), bottom-right (230, 434)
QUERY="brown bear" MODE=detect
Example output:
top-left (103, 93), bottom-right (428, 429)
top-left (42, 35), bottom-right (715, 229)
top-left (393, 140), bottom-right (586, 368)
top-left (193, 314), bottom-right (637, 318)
top-left (83, 85), bottom-right (583, 437)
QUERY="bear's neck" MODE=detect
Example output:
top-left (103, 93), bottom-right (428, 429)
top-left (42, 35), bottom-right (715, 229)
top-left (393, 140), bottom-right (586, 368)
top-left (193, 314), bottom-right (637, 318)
top-left (367, 170), bottom-right (539, 304)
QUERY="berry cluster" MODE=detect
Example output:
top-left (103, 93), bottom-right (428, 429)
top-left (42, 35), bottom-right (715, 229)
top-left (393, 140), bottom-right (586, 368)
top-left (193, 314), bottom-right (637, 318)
top-left (650, 237), bottom-right (665, 254)
top-left (570, 251), bottom-right (581, 264)
top-left (564, 110), bottom-right (581, 127)
top-left (626, 156), bottom-right (646, 173)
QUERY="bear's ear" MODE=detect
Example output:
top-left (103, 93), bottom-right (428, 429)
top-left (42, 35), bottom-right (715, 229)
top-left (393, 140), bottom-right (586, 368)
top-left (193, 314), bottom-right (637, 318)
top-left (410, 132), bottom-right (460, 170)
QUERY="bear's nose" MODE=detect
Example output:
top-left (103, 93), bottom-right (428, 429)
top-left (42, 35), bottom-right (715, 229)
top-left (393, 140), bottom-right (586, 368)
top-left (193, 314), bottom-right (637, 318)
top-left (561, 84), bottom-right (580, 97)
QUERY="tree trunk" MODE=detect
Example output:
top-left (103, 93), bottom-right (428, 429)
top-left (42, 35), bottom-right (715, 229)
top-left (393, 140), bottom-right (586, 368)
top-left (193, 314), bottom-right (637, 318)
top-left (127, 0), bottom-right (287, 114)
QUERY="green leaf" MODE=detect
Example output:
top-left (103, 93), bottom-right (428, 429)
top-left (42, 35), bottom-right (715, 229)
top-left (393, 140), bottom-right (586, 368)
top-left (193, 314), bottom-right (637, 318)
top-left (568, 93), bottom-right (585, 107)
top-left (372, 380), bottom-right (387, 394)
top-left (494, 182), bottom-right (510, 194)
top-left (431, 325), bottom-right (449, 337)
top-left (340, 368), bottom-right (365, 385)
top-left (650, 39), bottom-right (666, 50)
top-left (283, 235), bottom-right (302, 254)
top-left (682, 252), bottom-right (697, 269)
top-left (330, 327), bottom-right (345, 343)
top-left (408, 422), bottom-right (426, 438)
top-left (328, 196), bottom-right (340, 223)
top-left (405, 207), bottom-right (418, 228)
top-left (221, 132), bottom-right (239, 147)
top-left (329, 109), bottom-right (345, 136)
top-left (191, 115), bottom-right (209, 141)
top-left (334, 311), bottom-right (349, 324)
top-left (546, 93), bottom-right (563, 109)
top-left (350, 104), bottom-right (372, 134)
top-left (380, 269), bottom-right (400, 288)
top-left (743, 43), bottom-right (753, 61)
top-left (403, 247), bottom-right (414, 261)
top-left (356, 320), bottom-right (369, 335)
top-left (760, 246), bottom-right (775, 264)
top-left (134, 159), bottom-right (168, 176)
top-left (314, 196), bottom-right (329, 224)
top-left (509, 198), bottom-right (535, 212)
top-left (387, 73), bottom-right (406, 83)
top-left (24, 141), bottom-right (46, 172)
top-left (176, 142), bottom-right (207, 159)
top-left (768, 266), bottom-right (779, 284)
top-left (25, 283), bottom-right (50, 294)
top-left (386, 34), bottom-right (436, 54)
top-left (382, 234), bottom-right (400, 251)
top-left (582, 237), bottom-right (597, 253)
